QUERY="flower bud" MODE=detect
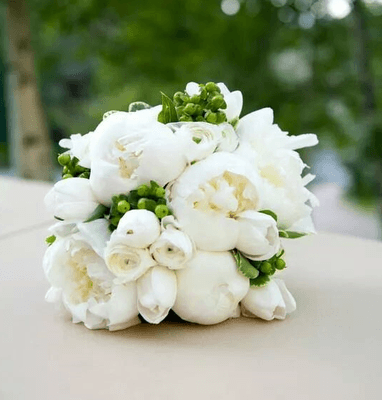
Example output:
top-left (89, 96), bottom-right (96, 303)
top-left (58, 153), bottom-right (71, 166)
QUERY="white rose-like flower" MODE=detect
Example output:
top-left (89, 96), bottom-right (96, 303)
top-left (173, 250), bottom-right (249, 325)
top-left (235, 107), bottom-right (319, 231)
top-left (216, 123), bottom-right (239, 152)
top-left (170, 152), bottom-right (262, 251)
top-left (89, 111), bottom-right (187, 206)
top-left (59, 131), bottom-right (94, 168)
top-left (236, 210), bottom-right (280, 261)
top-left (44, 178), bottom-right (99, 221)
top-left (241, 279), bottom-right (296, 321)
top-left (170, 122), bottom-right (223, 163)
top-left (150, 216), bottom-right (194, 269)
top-left (113, 209), bottom-right (160, 248)
top-left (137, 266), bottom-right (177, 324)
top-left (43, 227), bottom-right (140, 330)
top-left (105, 232), bottom-right (157, 283)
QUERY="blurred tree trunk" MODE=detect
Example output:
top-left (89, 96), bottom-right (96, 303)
top-left (5, 0), bottom-right (53, 180)
top-left (353, 0), bottom-right (382, 235)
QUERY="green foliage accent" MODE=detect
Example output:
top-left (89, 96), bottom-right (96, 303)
top-left (54, 216), bottom-right (64, 221)
top-left (128, 101), bottom-right (151, 112)
top-left (158, 92), bottom-right (178, 124)
top-left (279, 230), bottom-right (307, 239)
top-left (45, 235), bottom-right (56, 246)
top-left (233, 250), bottom-right (260, 279)
top-left (250, 274), bottom-right (270, 287)
top-left (259, 209), bottom-right (278, 222)
top-left (84, 204), bottom-right (109, 223)
top-left (57, 154), bottom-right (90, 179)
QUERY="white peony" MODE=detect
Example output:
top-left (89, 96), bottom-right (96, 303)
top-left (235, 107), bottom-right (319, 232)
top-left (44, 178), bottom-right (99, 221)
top-left (150, 216), bottom-right (194, 269)
top-left (43, 225), bottom-right (140, 330)
top-left (241, 278), bottom-right (296, 321)
top-left (59, 131), bottom-right (94, 168)
top-left (137, 266), bottom-right (177, 324)
top-left (105, 231), bottom-right (157, 283)
top-left (170, 152), bottom-right (263, 251)
top-left (112, 209), bottom-right (161, 249)
top-left (89, 110), bottom-right (187, 206)
top-left (173, 250), bottom-right (249, 325)
top-left (236, 210), bottom-right (280, 261)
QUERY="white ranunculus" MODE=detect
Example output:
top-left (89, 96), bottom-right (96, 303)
top-left (43, 227), bottom-right (140, 330)
top-left (150, 216), bottom-right (194, 269)
top-left (173, 250), bottom-right (249, 325)
top-left (169, 122), bottom-right (223, 163)
top-left (112, 209), bottom-right (161, 249)
top-left (137, 266), bottom-right (177, 324)
top-left (235, 107), bottom-right (319, 231)
top-left (89, 111), bottom-right (187, 206)
top-left (236, 210), bottom-right (280, 261)
top-left (170, 152), bottom-right (263, 251)
top-left (59, 131), bottom-right (95, 168)
top-left (217, 82), bottom-right (243, 122)
top-left (241, 278), bottom-right (296, 321)
top-left (216, 123), bottom-right (239, 152)
top-left (105, 232), bottom-right (157, 283)
top-left (44, 178), bottom-right (99, 221)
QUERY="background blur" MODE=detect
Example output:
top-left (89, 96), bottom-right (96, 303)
top-left (0, 0), bottom-right (381, 239)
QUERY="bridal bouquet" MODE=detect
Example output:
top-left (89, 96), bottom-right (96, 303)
top-left (43, 82), bottom-right (318, 330)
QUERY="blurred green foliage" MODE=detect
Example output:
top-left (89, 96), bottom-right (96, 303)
top-left (2, 0), bottom-right (382, 203)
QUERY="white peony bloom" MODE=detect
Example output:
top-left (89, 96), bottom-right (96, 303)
top-left (173, 250), bottom-right (249, 325)
top-left (150, 216), bottom-right (194, 269)
top-left (137, 266), bottom-right (177, 324)
top-left (59, 131), bottom-right (95, 168)
top-left (170, 152), bottom-right (263, 251)
top-left (105, 232), bottom-right (157, 283)
top-left (43, 227), bottom-right (140, 330)
top-left (236, 210), bottom-right (280, 261)
top-left (112, 209), bottom-right (160, 249)
top-left (217, 82), bottom-right (243, 122)
top-left (235, 107), bottom-right (319, 231)
top-left (89, 110), bottom-right (187, 206)
top-left (169, 122), bottom-right (223, 163)
top-left (44, 178), bottom-right (99, 221)
top-left (241, 278), bottom-right (296, 321)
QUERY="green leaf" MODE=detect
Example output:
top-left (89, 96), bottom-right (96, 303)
top-left (259, 209), bottom-right (278, 222)
top-left (232, 250), bottom-right (260, 279)
top-left (45, 235), bottom-right (56, 246)
top-left (84, 204), bottom-right (109, 223)
top-left (158, 92), bottom-right (178, 124)
top-left (279, 230), bottom-right (307, 239)
top-left (250, 274), bottom-right (270, 287)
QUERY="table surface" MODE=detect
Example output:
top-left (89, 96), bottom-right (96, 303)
top-left (1, 177), bottom-right (381, 400)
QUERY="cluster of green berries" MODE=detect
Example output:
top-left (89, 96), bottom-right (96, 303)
top-left (57, 154), bottom-right (90, 179)
top-left (108, 181), bottom-right (171, 231)
top-left (250, 250), bottom-right (287, 287)
top-left (173, 82), bottom-right (228, 124)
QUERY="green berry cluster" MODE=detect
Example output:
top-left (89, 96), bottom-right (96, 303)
top-left (173, 82), bottom-right (228, 124)
top-left (108, 181), bottom-right (171, 231)
top-left (57, 154), bottom-right (90, 179)
top-left (250, 250), bottom-right (287, 287)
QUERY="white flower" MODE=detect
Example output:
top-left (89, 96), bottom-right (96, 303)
top-left (137, 266), bottom-right (177, 324)
top-left (173, 250), bottom-right (249, 325)
top-left (43, 226), bottom-right (140, 330)
top-left (236, 211), bottom-right (280, 261)
top-left (59, 131), bottom-right (94, 168)
top-left (241, 278), bottom-right (296, 321)
top-left (217, 82), bottom-right (243, 122)
top-left (170, 152), bottom-right (263, 251)
top-left (113, 209), bottom-right (160, 248)
top-left (216, 123), bottom-right (239, 152)
top-left (105, 232), bottom-right (157, 283)
top-left (150, 216), bottom-right (194, 269)
top-left (170, 122), bottom-right (223, 163)
top-left (89, 110), bottom-right (187, 206)
top-left (44, 178), bottom-right (99, 221)
top-left (235, 107), bottom-right (319, 231)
